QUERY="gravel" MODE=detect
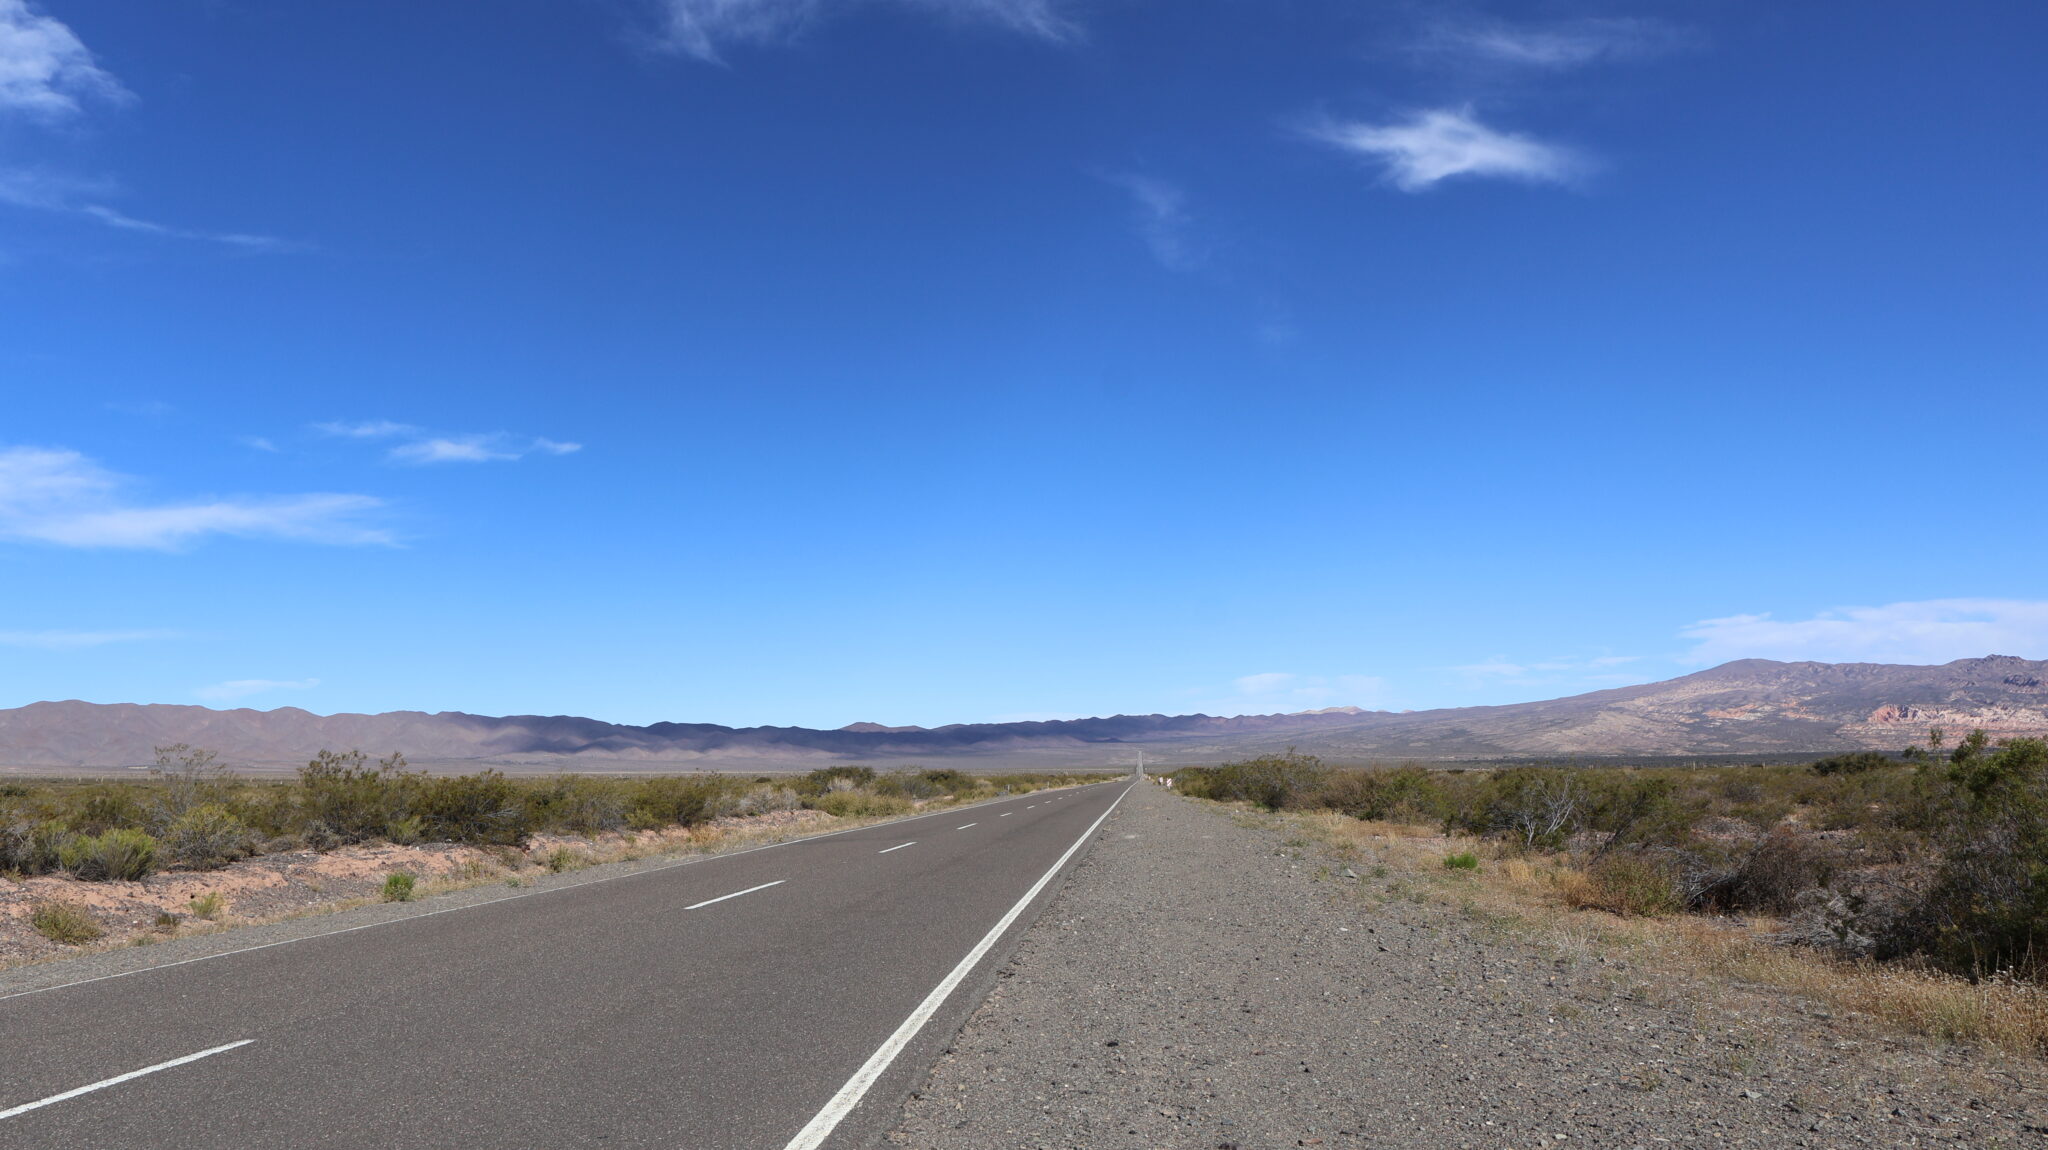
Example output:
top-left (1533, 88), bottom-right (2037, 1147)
top-left (887, 785), bottom-right (2048, 1149)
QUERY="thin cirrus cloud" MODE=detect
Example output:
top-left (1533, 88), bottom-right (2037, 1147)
top-left (0, 446), bottom-right (391, 549)
top-left (1104, 173), bottom-right (1198, 272)
top-left (0, 4), bottom-right (277, 247)
top-left (1305, 107), bottom-right (1580, 192)
top-left (653, 0), bottom-right (1076, 63)
top-left (1415, 16), bottom-right (1686, 70)
top-left (315, 421), bottom-right (582, 465)
top-left (1681, 599), bottom-right (2048, 667)
top-left (0, 0), bottom-right (126, 117)
top-left (1450, 654), bottom-right (1641, 681)
top-left (0, 628), bottom-right (183, 650)
top-left (194, 677), bottom-right (320, 703)
top-left (1221, 672), bottom-right (1389, 714)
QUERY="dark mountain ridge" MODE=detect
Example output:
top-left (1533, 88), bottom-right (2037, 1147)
top-left (4, 656), bottom-right (2044, 773)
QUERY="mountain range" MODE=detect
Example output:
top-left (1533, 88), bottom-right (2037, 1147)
top-left (4, 656), bottom-right (2045, 774)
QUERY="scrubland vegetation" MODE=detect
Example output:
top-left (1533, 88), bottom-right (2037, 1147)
top-left (0, 744), bottom-right (1094, 885)
top-left (1176, 732), bottom-right (2048, 1052)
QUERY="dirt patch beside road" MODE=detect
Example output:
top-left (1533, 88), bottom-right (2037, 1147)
top-left (889, 785), bottom-right (2047, 1149)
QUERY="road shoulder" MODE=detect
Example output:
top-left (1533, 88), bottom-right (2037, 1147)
top-left (887, 785), bottom-right (2047, 1149)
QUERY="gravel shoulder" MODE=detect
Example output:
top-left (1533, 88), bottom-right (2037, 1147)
top-left (888, 785), bottom-right (2047, 1149)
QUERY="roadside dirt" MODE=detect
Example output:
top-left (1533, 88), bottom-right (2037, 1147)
top-left (889, 785), bottom-right (2048, 1149)
top-left (0, 808), bottom-right (830, 969)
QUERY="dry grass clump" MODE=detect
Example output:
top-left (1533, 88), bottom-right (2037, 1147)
top-left (29, 900), bottom-right (103, 945)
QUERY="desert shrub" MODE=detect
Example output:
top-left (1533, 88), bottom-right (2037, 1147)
top-left (299, 750), bottom-right (416, 845)
top-left (1443, 851), bottom-right (1480, 871)
top-left (1317, 766), bottom-right (1444, 823)
top-left (149, 743), bottom-right (234, 825)
top-left (385, 815), bottom-right (426, 845)
top-left (1582, 774), bottom-right (1700, 854)
top-left (1884, 735), bottom-right (2048, 976)
top-left (1180, 751), bottom-right (1327, 811)
top-left (1483, 769), bottom-right (1588, 850)
top-left (1810, 751), bottom-right (1896, 776)
top-left (0, 816), bottom-right (71, 875)
top-left (188, 891), bottom-right (226, 920)
top-left (382, 872), bottom-right (417, 902)
top-left (735, 786), bottom-right (801, 815)
top-left (30, 900), bottom-right (102, 944)
top-left (59, 828), bottom-right (160, 881)
top-left (1689, 829), bottom-right (1841, 914)
top-left (418, 770), bottom-right (528, 846)
top-left (161, 803), bottom-right (258, 870)
top-left (626, 777), bottom-right (719, 830)
top-left (798, 766), bottom-right (878, 796)
top-left (1564, 853), bottom-right (1681, 917)
top-left (545, 847), bottom-right (587, 873)
top-left (806, 790), bottom-right (913, 818)
top-left (73, 785), bottom-right (146, 834)
top-left (526, 776), bottom-right (629, 835)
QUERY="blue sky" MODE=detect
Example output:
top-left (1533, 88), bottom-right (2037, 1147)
top-left (1, 0), bottom-right (2043, 727)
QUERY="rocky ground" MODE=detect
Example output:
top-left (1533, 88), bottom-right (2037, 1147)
top-left (889, 785), bottom-right (2048, 1150)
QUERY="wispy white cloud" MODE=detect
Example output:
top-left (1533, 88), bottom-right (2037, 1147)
top-left (1417, 17), bottom-right (1685, 70)
top-left (1106, 173), bottom-right (1197, 271)
top-left (0, 628), bottom-right (182, 650)
top-left (0, 168), bottom-right (282, 249)
top-left (389, 433), bottom-right (581, 465)
top-left (315, 421), bottom-right (581, 464)
top-left (0, 0), bottom-right (125, 118)
top-left (313, 420), bottom-right (419, 440)
top-left (0, 446), bottom-right (391, 549)
top-left (0, 12), bottom-right (279, 249)
top-left (1681, 599), bottom-right (2048, 667)
top-left (654, 0), bottom-right (1076, 63)
top-left (1217, 672), bottom-right (1389, 714)
top-left (1450, 654), bottom-right (1641, 682)
top-left (195, 677), bottom-right (320, 703)
top-left (1306, 107), bottom-right (1579, 192)
top-left (241, 436), bottom-right (280, 453)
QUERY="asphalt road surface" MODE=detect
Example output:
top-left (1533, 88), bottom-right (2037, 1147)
top-left (0, 780), bottom-right (1134, 1149)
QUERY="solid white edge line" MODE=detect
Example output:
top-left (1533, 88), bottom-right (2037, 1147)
top-left (0, 780), bottom-right (1118, 1005)
top-left (0, 1039), bottom-right (254, 1121)
top-left (683, 880), bottom-right (785, 910)
top-left (877, 842), bottom-right (916, 854)
top-left (780, 782), bottom-right (1134, 1150)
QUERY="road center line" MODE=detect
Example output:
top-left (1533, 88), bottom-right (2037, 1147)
top-left (0, 1040), bottom-right (255, 1122)
top-left (999, 812), bottom-right (1012, 817)
top-left (877, 842), bottom-right (916, 854)
top-left (683, 880), bottom-right (785, 910)
top-left (955, 823), bottom-right (977, 830)
top-left (781, 784), bottom-right (1132, 1150)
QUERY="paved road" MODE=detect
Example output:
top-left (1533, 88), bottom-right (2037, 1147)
top-left (0, 780), bottom-right (1133, 1149)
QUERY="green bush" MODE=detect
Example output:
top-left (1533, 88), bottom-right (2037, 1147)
top-left (1809, 751), bottom-right (1897, 776)
top-left (188, 891), bottom-right (226, 920)
top-left (1573, 854), bottom-right (1681, 917)
top-left (798, 765), bottom-right (878, 796)
top-left (30, 900), bottom-right (102, 944)
top-left (626, 777), bottom-right (718, 831)
top-left (418, 770), bottom-right (528, 846)
top-left (1883, 735), bottom-right (2048, 976)
top-left (59, 828), bottom-right (160, 881)
top-left (161, 803), bottom-right (258, 870)
top-left (299, 750), bottom-right (416, 845)
top-left (1178, 751), bottom-right (1327, 810)
top-left (806, 790), bottom-right (913, 818)
top-left (382, 872), bottom-right (418, 902)
top-left (1443, 851), bottom-right (1480, 871)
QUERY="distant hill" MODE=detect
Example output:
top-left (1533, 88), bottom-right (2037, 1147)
top-left (4, 655), bottom-right (2045, 774)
